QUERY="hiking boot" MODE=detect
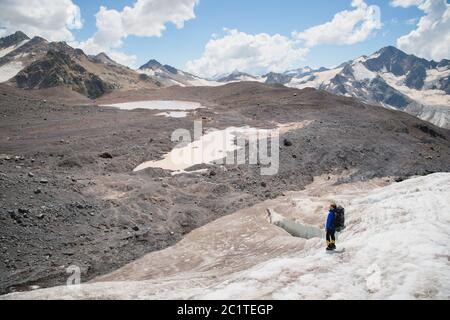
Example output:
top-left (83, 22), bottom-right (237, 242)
top-left (328, 241), bottom-right (336, 250)
top-left (326, 246), bottom-right (333, 251)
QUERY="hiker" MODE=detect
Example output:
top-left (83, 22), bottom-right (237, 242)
top-left (325, 202), bottom-right (346, 251)
top-left (325, 203), bottom-right (337, 251)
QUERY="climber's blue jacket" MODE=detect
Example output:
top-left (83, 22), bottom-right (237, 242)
top-left (326, 209), bottom-right (335, 231)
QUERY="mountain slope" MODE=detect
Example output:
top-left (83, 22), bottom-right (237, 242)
top-left (138, 59), bottom-right (220, 87)
top-left (14, 49), bottom-right (115, 99)
top-left (324, 47), bottom-right (450, 129)
top-left (0, 31), bottom-right (30, 59)
top-left (291, 48), bottom-right (450, 128)
top-left (90, 52), bottom-right (120, 66)
top-left (0, 32), bottom-right (161, 98)
top-left (6, 44), bottom-right (160, 99)
top-left (0, 36), bottom-right (50, 82)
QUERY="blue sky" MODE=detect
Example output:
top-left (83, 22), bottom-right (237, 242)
top-left (71, 0), bottom-right (422, 69)
top-left (1, 0), bottom-right (449, 77)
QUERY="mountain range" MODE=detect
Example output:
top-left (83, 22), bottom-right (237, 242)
top-left (137, 59), bottom-right (220, 87)
top-left (0, 31), bottom-right (161, 98)
top-left (0, 31), bottom-right (448, 128)
top-left (218, 47), bottom-right (450, 128)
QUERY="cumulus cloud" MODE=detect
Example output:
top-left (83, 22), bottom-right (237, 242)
top-left (187, 0), bottom-right (382, 78)
top-left (75, 0), bottom-right (199, 67)
top-left (292, 0), bottom-right (382, 47)
top-left (120, 0), bottom-right (198, 37)
top-left (392, 0), bottom-right (450, 60)
top-left (185, 29), bottom-right (309, 78)
top-left (0, 0), bottom-right (82, 41)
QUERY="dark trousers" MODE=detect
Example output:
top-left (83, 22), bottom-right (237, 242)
top-left (326, 229), bottom-right (336, 243)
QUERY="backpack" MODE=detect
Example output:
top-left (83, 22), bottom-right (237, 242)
top-left (334, 206), bottom-right (345, 232)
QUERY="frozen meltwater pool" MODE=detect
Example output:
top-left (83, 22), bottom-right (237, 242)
top-left (132, 122), bottom-right (313, 174)
top-left (156, 111), bottom-right (189, 118)
top-left (133, 126), bottom-right (277, 174)
top-left (100, 100), bottom-right (204, 111)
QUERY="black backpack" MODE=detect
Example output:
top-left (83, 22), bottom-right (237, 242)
top-left (334, 206), bottom-right (345, 232)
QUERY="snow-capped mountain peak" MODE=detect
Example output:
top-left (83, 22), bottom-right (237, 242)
top-left (0, 31), bottom-right (29, 49)
top-left (216, 46), bottom-right (449, 129)
top-left (284, 66), bottom-right (314, 76)
top-left (91, 52), bottom-right (119, 66)
top-left (138, 58), bottom-right (220, 87)
top-left (323, 46), bottom-right (450, 128)
top-left (0, 31), bottom-right (30, 59)
top-left (217, 70), bottom-right (262, 83)
top-left (139, 59), bottom-right (163, 70)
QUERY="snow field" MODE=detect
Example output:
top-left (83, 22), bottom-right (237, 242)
top-left (3, 173), bottom-right (449, 300)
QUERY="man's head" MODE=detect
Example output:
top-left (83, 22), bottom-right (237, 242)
top-left (330, 202), bottom-right (337, 210)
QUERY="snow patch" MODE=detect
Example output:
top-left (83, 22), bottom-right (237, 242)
top-left (352, 62), bottom-right (377, 81)
top-left (133, 121), bottom-right (312, 174)
top-left (287, 68), bottom-right (342, 89)
top-left (133, 126), bottom-right (277, 173)
top-left (138, 68), bottom-right (155, 76)
top-left (185, 77), bottom-right (222, 87)
top-left (156, 111), bottom-right (189, 118)
top-left (285, 67), bottom-right (312, 76)
top-left (0, 40), bottom-right (28, 58)
top-left (100, 100), bottom-right (204, 111)
top-left (223, 75), bottom-right (266, 84)
top-left (424, 68), bottom-right (450, 90)
top-left (381, 73), bottom-right (450, 107)
top-left (0, 61), bottom-right (24, 82)
top-left (368, 52), bottom-right (381, 60)
top-left (354, 56), bottom-right (368, 63)
top-left (139, 68), bottom-right (222, 87)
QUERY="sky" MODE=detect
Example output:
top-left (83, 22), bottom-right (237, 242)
top-left (0, 0), bottom-right (449, 78)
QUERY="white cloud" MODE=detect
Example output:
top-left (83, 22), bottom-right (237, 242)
top-left (185, 29), bottom-right (309, 78)
top-left (187, 0), bottom-right (382, 78)
top-left (390, 0), bottom-right (424, 7)
top-left (0, 0), bottom-right (82, 41)
top-left (108, 51), bottom-right (138, 68)
top-left (393, 0), bottom-right (450, 61)
top-left (90, 0), bottom-right (199, 44)
top-left (75, 0), bottom-right (199, 68)
top-left (120, 0), bottom-right (198, 37)
top-left (90, 6), bottom-right (127, 49)
top-left (292, 0), bottom-right (382, 47)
